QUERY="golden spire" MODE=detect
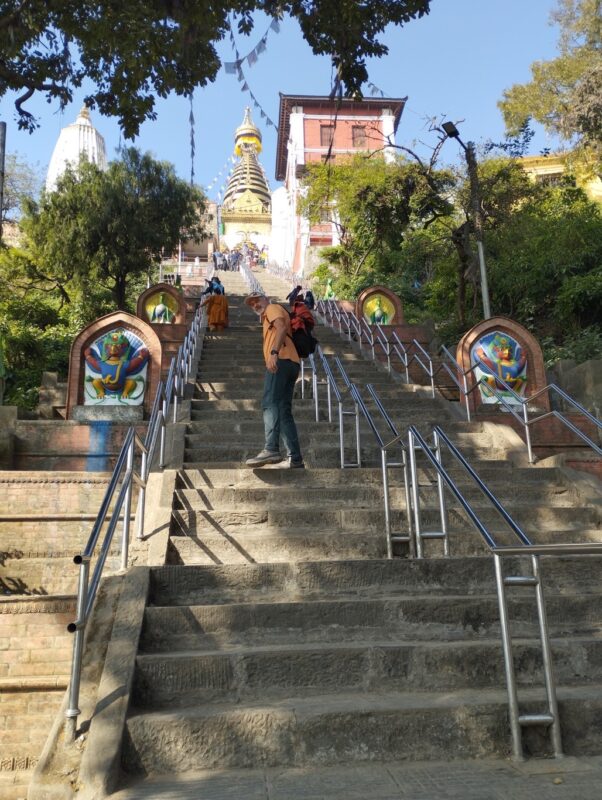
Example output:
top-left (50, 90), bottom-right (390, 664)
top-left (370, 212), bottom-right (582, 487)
top-left (234, 106), bottom-right (262, 156)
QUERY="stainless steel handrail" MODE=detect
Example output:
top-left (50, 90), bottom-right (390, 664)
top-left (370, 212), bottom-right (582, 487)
top-left (406, 422), bottom-right (602, 761)
top-left (240, 260), bottom-right (263, 294)
top-left (317, 307), bottom-right (601, 463)
top-left (64, 293), bottom-right (208, 740)
top-left (438, 346), bottom-right (602, 462)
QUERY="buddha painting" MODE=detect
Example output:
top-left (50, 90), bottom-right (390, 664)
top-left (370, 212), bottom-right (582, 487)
top-left (471, 331), bottom-right (527, 406)
top-left (363, 294), bottom-right (396, 326)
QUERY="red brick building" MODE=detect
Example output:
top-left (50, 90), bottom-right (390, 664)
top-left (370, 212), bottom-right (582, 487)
top-left (271, 94), bottom-right (406, 276)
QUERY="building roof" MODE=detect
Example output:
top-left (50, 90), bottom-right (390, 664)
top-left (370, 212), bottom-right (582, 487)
top-left (275, 94), bottom-right (407, 181)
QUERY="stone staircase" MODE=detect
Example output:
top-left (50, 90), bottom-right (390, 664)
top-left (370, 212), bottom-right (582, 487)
top-left (0, 469), bottom-right (141, 799)
top-left (110, 270), bottom-right (602, 795)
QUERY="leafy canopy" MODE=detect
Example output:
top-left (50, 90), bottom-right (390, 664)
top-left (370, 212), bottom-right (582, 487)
top-left (16, 147), bottom-right (206, 309)
top-left (0, 0), bottom-right (431, 137)
top-left (499, 0), bottom-right (602, 167)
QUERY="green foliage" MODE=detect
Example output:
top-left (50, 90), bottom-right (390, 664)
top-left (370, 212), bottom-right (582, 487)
top-left (0, 147), bottom-right (206, 408)
top-left (19, 147), bottom-right (206, 310)
top-left (1, 1), bottom-right (431, 137)
top-left (0, 152), bottom-right (42, 228)
top-left (499, 0), bottom-right (602, 168)
top-left (541, 327), bottom-right (602, 368)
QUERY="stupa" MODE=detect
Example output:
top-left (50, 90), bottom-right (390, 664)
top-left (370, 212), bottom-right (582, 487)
top-left (220, 108), bottom-right (272, 251)
top-left (46, 106), bottom-right (107, 192)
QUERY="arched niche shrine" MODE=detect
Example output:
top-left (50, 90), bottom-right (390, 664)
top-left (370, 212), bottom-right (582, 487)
top-left (457, 316), bottom-right (550, 416)
top-left (137, 283), bottom-right (187, 326)
top-left (356, 285), bottom-right (404, 327)
top-left (66, 312), bottom-right (162, 420)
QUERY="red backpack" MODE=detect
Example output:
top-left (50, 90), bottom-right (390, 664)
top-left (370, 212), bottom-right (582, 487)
top-left (284, 302), bottom-right (318, 358)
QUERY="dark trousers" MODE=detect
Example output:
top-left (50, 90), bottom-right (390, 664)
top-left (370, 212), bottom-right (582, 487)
top-left (262, 359), bottom-right (302, 462)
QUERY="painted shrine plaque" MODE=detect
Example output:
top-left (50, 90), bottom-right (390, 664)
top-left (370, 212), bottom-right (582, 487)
top-left (145, 291), bottom-right (178, 324)
top-left (457, 316), bottom-right (549, 416)
top-left (356, 285), bottom-right (404, 326)
top-left (84, 328), bottom-right (149, 406)
top-left (471, 331), bottom-right (527, 406)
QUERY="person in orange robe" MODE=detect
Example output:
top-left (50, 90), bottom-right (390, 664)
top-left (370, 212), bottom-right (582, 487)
top-left (202, 290), bottom-right (229, 331)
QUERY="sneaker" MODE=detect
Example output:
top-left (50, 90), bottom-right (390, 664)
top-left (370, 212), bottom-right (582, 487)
top-left (288, 458), bottom-right (305, 469)
top-left (245, 450), bottom-right (284, 467)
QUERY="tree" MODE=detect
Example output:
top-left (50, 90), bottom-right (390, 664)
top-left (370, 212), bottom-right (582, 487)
top-left (300, 154), bottom-right (453, 297)
top-left (17, 147), bottom-right (206, 309)
top-left (1, 151), bottom-right (41, 227)
top-left (499, 0), bottom-right (602, 168)
top-left (0, 1), bottom-right (431, 138)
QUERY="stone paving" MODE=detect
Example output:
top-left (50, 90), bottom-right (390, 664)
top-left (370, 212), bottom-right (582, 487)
top-left (114, 756), bottom-right (602, 799)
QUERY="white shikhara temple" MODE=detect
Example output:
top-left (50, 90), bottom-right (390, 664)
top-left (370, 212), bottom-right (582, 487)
top-left (46, 106), bottom-right (107, 192)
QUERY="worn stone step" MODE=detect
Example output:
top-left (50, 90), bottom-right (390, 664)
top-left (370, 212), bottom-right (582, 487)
top-left (123, 685), bottom-right (602, 773)
top-left (140, 592), bottom-right (602, 653)
top-left (148, 558), bottom-right (602, 607)
top-left (173, 482), bottom-right (578, 510)
top-left (176, 465), bottom-right (564, 490)
top-left (167, 530), bottom-right (392, 565)
top-left (172, 499), bottom-right (596, 535)
top-left (132, 636), bottom-right (602, 709)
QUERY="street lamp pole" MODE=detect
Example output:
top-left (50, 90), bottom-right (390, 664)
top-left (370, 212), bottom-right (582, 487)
top-left (442, 122), bottom-right (491, 319)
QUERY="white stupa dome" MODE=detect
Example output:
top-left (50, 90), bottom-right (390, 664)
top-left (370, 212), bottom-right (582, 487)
top-left (45, 106), bottom-right (107, 192)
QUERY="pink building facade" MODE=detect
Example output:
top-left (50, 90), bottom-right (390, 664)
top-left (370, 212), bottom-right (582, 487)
top-left (271, 94), bottom-right (406, 277)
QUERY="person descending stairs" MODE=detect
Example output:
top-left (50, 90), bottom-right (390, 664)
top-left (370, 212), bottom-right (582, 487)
top-left (112, 269), bottom-right (602, 799)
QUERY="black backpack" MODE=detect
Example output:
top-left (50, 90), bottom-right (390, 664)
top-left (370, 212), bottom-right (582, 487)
top-left (281, 303), bottom-right (319, 358)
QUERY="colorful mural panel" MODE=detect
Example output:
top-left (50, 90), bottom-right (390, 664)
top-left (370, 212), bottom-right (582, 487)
top-left (471, 331), bottom-right (527, 406)
top-left (146, 292), bottom-right (178, 324)
top-left (83, 328), bottom-right (149, 406)
top-left (363, 294), bottom-right (396, 326)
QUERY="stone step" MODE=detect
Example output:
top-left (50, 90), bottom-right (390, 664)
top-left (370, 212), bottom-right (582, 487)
top-left (176, 465), bottom-right (564, 489)
top-left (122, 685), bottom-right (602, 772)
top-left (173, 482), bottom-right (578, 510)
top-left (167, 524), bottom-right (602, 565)
top-left (148, 558), bottom-right (602, 607)
top-left (140, 592), bottom-right (602, 652)
top-left (182, 442), bottom-right (511, 466)
top-left (172, 503), bottom-right (599, 536)
top-left (132, 636), bottom-right (602, 709)
top-left (183, 429), bottom-right (498, 450)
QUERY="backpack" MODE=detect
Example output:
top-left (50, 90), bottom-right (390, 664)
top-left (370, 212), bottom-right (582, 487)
top-left (282, 302), bottom-right (319, 358)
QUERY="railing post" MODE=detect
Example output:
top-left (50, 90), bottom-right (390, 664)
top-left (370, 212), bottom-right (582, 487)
top-left (354, 400), bottom-right (362, 467)
top-left (433, 429), bottom-right (450, 557)
top-left (463, 373), bottom-right (472, 423)
top-left (159, 412), bottom-right (166, 468)
top-left (120, 438), bottom-right (134, 569)
top-left (401, 449), bottom-right (414, 553)
top-left (313, 362), bottom-right (319, 422)
top-left (326, 379), bottom-right (332, 423)
top-left (300, 359), bottom-right (305, 399)
top-left (429, 357), bottom-right (436, 398)
top-left (523, 404), bottom-right (534, 463)
top-left (338, 401), bottom-right (345, 469)
top-left (408, 430), bottom-right (423, 558)
top-left (65, 558), bottom-right (90, 741)
top-left (381, 447), bottom-right (393, 559)
top-left (531, 555), bottom-right (563, 758)
top-left (137, 450), bottom-right (148, 540)
top-left (494, 553), bottom-right (523, 761)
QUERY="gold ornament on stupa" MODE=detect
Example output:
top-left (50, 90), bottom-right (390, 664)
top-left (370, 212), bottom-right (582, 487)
top-left (222, 107), bottom-right (271, 215)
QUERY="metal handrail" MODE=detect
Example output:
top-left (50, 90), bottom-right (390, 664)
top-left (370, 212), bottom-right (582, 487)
top-left (317, 308), bottom-right (601, 464)
top-left (437, 346), bottom-right (602, 462)
top-left (239, 259), bottom-right (263, 294)
top-left (64, 292), bottom-right (208, 740)
top-left (405, 422), bottom-right (602, 761)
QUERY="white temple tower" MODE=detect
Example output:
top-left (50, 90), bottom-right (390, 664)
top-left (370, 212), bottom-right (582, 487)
top-left (46, 106), bottom-right (107, 192)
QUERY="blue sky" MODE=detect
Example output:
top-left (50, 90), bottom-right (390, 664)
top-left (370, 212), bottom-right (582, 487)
top-left (2, 0), bottom-right (562, 198)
